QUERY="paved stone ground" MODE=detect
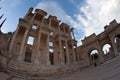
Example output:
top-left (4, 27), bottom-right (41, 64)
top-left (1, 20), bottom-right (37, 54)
top-left (1, 56), bottom-right (120, 80)
top-left (52, 56), bottom-right (120, 80)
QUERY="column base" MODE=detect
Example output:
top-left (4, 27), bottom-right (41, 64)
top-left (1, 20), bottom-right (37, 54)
top-left (34, 59), bottom-right (40, 64)
top-left (17, 55), bottom-right (23, 63)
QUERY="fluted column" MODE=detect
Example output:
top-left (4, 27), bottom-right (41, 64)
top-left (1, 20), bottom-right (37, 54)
top-left (35, 18), bottom-right (44, 64)
top-left (53, 41), bottom-right (59, 65)
top-left (59, 38), bottom-right (64, 64)
top-left (34, 33), bottom-right (41, 64)
top-left (76, 46), bottom-right (80, 62)
top-left (65, 40), bottom-right (70, 64)
top-left (46, 35), bottom-right (50, 65)
top-left (71, 40), bottom-right (77, 63)
top-left (75, 45), bottom-right (79, 62)
top-left (18, 29), bottom-right (29, 62)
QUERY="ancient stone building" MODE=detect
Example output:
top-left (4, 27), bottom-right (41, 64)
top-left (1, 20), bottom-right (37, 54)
top-left (76, 19), bottom-right (120, 66)
top-left (0, 7), bottom-right (79, 79)
top-left (0, 7), bottom-right (120, 79)
top-left (9, 7), bottom-right (77, 65)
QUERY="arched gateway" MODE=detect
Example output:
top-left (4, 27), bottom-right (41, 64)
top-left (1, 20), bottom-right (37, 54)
top-left (77, 19), bottom-right (120, 66)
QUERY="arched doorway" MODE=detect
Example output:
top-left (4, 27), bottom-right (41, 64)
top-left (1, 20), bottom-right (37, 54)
top-left (102, 44), bottom-right (112, 60)
top-left (89, 49), bottom-right (99, 66)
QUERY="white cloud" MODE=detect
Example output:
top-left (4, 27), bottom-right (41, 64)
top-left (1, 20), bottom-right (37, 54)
top-left (35, 1), bottom-right (72, 25)
top-left (76, 0), bottom-right (120, 36)
top-left (35, 1), bottom-right (83, 29)
top-left (35, 0), bottom-right (120, 46)
top-left (35, 1), bottom-right (86, 46)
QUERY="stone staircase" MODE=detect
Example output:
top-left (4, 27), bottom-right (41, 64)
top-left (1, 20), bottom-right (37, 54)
top-left (1, 56), bottom-right (120, 80)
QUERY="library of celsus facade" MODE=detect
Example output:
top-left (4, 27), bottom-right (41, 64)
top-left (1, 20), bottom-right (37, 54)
top-left (9, 7), bottom-right (77, 65)
top-left (0, 7), bottom-right (120, 79)
top-left (0, 7), bottom-right (79, 78)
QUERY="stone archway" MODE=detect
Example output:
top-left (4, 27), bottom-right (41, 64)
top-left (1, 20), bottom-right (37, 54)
top-left (88, 49), bottom-right (99, 66)
top-left (102, 44), bottom-right (112, 60)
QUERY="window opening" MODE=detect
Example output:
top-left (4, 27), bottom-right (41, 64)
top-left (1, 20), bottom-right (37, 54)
top-left (32, 25), bottom-right (37, 30)
top-left (27, 36), bottom-right (34, 45)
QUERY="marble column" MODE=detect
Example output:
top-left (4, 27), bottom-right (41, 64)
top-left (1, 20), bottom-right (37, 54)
top-left (76, 46), bottom-right (80, 62)
top-left (71, 40), bottom-right (77, 64)
top-left (35, 18), bottom-right (44, 64)
top-left (59, 38), bottom-right (64, 64)
top-left (53, 41), bottom-right (59, 65)
top-left (65, 40), bottom-right (70, 64)
top-left (18, 29), bottom-right (29, 62)
top-left (46, 35), bottom-right (50, 65)
top-left (34, 34), bottom-right (41, 64)
top-left (74, 45), bottom-right (79, 62)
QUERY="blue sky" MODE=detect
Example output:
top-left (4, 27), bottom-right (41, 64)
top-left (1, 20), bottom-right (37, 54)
top-left (1, 0), bottom-right (120, 46)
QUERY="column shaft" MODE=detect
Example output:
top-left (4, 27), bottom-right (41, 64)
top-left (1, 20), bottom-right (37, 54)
top-left (65, 40), bottom-right (70, 64)
top-left (34, 34), bottom-right (41, 64)
top-left (18, 29), bottom-right (29, 62)
top-left (46, 35), bottom-right (50, 65)
top-left (59, 38), bottom-right (64, 64)
top-left (35, 18), bottom-right (44, 64)
top-left (71, 40), bottom-right (76, 63)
